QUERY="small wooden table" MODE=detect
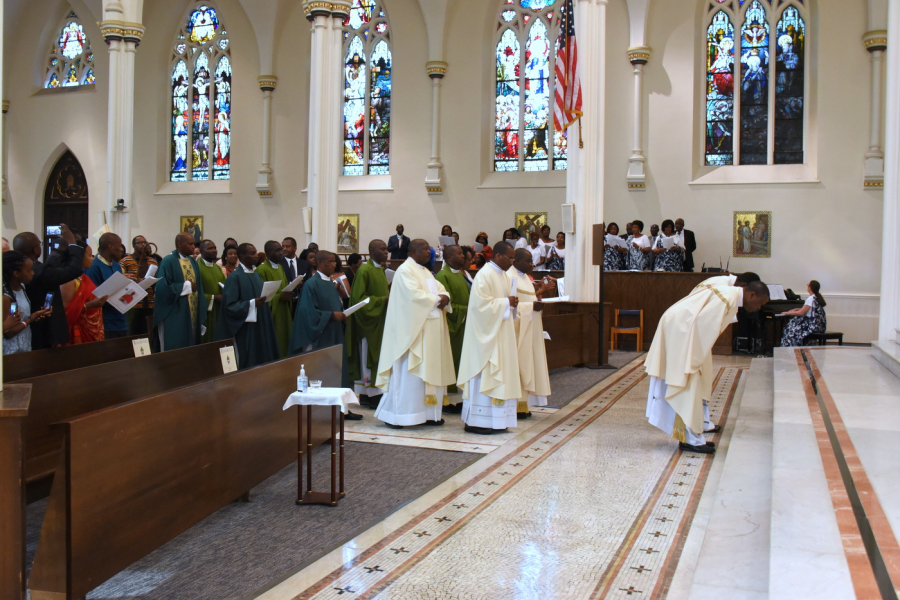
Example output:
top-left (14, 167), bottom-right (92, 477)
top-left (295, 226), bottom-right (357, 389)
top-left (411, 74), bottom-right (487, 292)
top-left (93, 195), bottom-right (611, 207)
top-left (283, 388), bottom-right (359, 507)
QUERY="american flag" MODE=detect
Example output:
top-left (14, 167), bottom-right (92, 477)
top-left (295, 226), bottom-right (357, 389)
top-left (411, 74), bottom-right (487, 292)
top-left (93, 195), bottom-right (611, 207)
top-left (554, 0), bottom-right (582, 131)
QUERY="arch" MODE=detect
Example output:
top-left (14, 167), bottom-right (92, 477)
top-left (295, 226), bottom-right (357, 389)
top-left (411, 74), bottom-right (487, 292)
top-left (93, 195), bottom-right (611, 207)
top-left (43, 149), bottom-right (90, 244)
top-left (44, 9), bottom-right (97, 88)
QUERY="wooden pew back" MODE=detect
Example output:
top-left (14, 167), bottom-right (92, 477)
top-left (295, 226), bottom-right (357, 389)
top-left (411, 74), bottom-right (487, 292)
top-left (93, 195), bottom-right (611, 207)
top-left (3, 335), bottom-right (145, 383)
top-left (29, 346), bottom-right (340, 600)
top-left (20, 339), bottom-right (234, 483)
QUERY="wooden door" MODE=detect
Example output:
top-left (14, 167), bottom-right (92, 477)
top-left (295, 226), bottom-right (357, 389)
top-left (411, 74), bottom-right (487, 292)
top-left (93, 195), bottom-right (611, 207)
top-left (43, 151), bottom-right (89, 254)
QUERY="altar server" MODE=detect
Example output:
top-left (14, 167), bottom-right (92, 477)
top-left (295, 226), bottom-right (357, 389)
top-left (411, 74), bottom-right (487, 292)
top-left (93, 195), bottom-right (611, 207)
top-left (457, 241), bottom-right (522, 434)
top-left (644, 280), bottom-right (769, 453)
top-left (510, 249), bottom-right (554, 418)
top-left (256, 240), bottom-right (294, 357)
top-left (347, 239), bottom-right (390, 408)
top-left (154, 232), bottom-right (206, 350)
top-left (374, 240), bottom-right (456, 427)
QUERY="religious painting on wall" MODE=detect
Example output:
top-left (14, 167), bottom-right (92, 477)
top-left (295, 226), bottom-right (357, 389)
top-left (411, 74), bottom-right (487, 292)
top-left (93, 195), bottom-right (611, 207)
top-left (733, 211), bottom-right (771, 258)
top-left (338, 214), bottom-right (360, 254)
top-left (515, 212), bottom-right (548, 240)
top-left (180, 215), bottom-right (203, 246)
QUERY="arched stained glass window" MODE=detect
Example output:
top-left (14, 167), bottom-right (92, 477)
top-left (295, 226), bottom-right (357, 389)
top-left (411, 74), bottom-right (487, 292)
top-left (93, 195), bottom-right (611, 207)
top-left (343, 0), bottom-right (392, 176)
top-left (45, 12), bottom-right (95, 89)
top-left (169, 3), bottom-right (232, 182)
top-left (703, 0), bottom-right (807, 166)
top-left (494, 0), bottom-right (567, 172)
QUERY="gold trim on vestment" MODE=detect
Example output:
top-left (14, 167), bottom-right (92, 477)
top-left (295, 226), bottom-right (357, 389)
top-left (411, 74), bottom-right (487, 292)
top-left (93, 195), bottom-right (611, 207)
top-left (694, 284), bottom-right (733, 312)
top-left (492, 398), bottom-right (505, 406)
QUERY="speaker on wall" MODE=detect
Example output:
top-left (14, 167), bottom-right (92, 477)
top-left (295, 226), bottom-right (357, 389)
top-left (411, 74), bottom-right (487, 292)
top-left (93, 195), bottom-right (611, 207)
top-left (301, 207), bottom-right (313, 234)
top-left (561, 204), bottom-right (575, 234)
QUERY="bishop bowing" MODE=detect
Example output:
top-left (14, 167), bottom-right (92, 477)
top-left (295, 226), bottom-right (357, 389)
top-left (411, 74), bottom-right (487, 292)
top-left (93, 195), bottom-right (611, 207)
top-left (197, 239), bottom-right (226, 344)
top-left (510, 249), bottom-right (554, 418)
top-left (153, 232), bottom-right (206, 351)
top-left (374, 240), bottom-right (456, 427)
top-left (457, 241), bottom-right (522, 435)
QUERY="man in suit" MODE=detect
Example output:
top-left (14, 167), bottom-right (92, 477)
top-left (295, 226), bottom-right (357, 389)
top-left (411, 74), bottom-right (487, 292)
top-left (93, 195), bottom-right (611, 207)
top-left (387, 224), bottom-right (410, 261)
top-left (675, 218), bottom-right (697, 272)
top-left (13, 224), bottom-right (85, 349)
top-left (648, 224), bottom-right (660, 271)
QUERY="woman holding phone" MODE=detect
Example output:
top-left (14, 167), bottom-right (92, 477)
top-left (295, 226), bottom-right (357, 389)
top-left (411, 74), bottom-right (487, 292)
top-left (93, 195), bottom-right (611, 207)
top-left (3, 250), bottom-right (52, 354)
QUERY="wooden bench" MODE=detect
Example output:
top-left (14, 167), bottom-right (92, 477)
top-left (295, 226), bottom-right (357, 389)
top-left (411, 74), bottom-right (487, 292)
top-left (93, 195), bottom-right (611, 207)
top-left (3, 335), bottom-right (146, 383)
top-left (0, 385), bottom-right (31, 600)
top-left (28, 346), bottom-right (340, 600)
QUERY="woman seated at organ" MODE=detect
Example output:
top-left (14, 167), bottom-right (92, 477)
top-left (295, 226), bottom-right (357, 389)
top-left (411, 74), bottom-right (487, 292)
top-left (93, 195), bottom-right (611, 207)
top-left (780, 280), bottom-right (828, 347)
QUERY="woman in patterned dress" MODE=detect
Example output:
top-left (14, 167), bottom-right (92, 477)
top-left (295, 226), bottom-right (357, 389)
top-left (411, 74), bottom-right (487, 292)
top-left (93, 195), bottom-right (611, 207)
top-left (546, 232), bottom-right (566, 270)
top-left (651, 220), bottom-right (685, 272)
top-left (603, 222), bottom-right (627, 271)
top-left (780, 280), bottom-right (828, 347)
top-left (626, 220), bottom-right (653, 271)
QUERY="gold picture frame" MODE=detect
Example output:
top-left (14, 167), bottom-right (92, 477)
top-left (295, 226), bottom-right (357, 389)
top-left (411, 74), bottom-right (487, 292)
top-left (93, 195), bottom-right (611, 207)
top-left (514, 212), bottom-right (548, 240)
top-left (733, 211), bottom-right (771, 258)
top-left (337, 214), bottom-right (360, 254)
top-left (180, 216), bottom-right (203, 245)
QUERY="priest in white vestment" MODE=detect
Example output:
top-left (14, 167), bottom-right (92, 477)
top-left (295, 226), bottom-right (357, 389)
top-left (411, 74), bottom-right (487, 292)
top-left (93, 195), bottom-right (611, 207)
top-left (644, 281), bottom-right (769, 453)
top-left (374, 240), bottom-right (457, 427)
top-left (457, 241), bottom-right (522, 434)
top-left (510, 249), bottom-right (554, 417)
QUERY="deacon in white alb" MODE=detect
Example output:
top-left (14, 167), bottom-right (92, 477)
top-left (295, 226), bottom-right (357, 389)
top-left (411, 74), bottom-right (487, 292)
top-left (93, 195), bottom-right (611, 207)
top-left (457, 241), bottom-right (522, 435)
top-left (374, 239), bottom-right (457, 427)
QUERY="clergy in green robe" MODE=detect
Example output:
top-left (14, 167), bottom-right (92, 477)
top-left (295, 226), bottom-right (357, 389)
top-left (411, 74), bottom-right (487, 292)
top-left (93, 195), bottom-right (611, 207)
top-left (153, 232), bottom-right (206, 351)
top-left (197, 239), bottom-right (227, 344)
top-left (346, 239), bottom-right (390, 407)
top-left (255, 240), bottom-right (295, 358)
top-left (434, 244), bottom-right (470, 396)
top-left (214, 243), bottom-right (279, 370)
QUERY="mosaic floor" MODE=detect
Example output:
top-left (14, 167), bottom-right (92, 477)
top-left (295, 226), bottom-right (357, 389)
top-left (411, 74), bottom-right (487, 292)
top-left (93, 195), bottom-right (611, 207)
top-left (258, 356), bottom-right (750, 600)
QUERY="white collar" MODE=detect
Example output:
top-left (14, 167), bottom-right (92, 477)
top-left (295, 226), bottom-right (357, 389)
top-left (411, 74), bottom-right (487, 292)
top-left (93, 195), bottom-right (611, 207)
top-left (178, 253), bottom-right (191, 260)
top-left (317, 271), bottom-right (331, 281)
top-left (449, 267), bottom-right (459, 273)
top-left (487, 261), bottom-right (505, 273)
top-left (514, 268), bottom-right (527, 278)
top-left (240, 263), bottom-right (255, 273)
top-left (268, 260), bottom-right (280, 269)
top-left (372, 260), bottom-right (382, 268)
top-left (202, 258), bottom-right (216, 267)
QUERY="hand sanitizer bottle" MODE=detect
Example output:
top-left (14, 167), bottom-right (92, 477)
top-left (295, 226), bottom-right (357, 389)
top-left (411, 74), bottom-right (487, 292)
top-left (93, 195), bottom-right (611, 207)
top-left (297, 365), bottom-right (308, 393)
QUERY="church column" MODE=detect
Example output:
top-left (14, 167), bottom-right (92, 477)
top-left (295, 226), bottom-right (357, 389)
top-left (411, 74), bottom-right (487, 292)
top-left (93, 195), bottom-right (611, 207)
top-left (864, 31), bottom-right (887, 188)
top-left (879, 4), bottom-right (900, 343)
top-left (304, 1), bottom-right (347, 250)
top-left (256, 76), bottom-right (277, 197)
top-left (2, 101), bottom-right (10, 204)
top-left (99, 12), bottom-right (144, 241)
top-left (563, 0), bottom-right (607, 303)
top-left (626, 47), bottom-right (649, 191)
top-left (424, 61), bottom-right (447, 195)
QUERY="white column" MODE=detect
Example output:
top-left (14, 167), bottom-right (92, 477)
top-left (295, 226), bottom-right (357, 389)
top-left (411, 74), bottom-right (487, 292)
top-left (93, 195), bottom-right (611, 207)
top-left (626, 47), bottom-right (649, 191)
top-left (1, 101), bottom-right (10, 204)
top-left (563, 0), bottom-right (606, 302)
top-left (864, 31), bottom-right (887, 188)
top-left (879, 7), bottom-right (900, 342)
top-left (425, 61), bottom-right (447, 194)
top-left (256, 76), bottom-right (277, 196)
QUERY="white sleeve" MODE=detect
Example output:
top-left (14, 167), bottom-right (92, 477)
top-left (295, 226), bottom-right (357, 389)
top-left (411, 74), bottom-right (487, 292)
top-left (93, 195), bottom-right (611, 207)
top-left (804, 295), bottom-right (815, 308)
top-left (245, 300), bottom-right (257, 323)
top-left (181, 281), bottom-right (192, 296)
top-left (501, 297), bottom-right (511, 320)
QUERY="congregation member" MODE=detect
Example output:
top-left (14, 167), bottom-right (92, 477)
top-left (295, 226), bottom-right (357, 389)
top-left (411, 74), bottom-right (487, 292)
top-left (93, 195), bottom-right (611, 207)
top-left (3, 250), bottom-right (52, 354)
top-left (475, 233), bottom-right (492, 260)
top-left (347, 239), bottom-right (391, 408)
top-left (216, 238), bottom-right (238, 268)
top-left (621, 223), bottom-right (632, 240)
top-left (346, 253), bottom-right (363, 289)
top-left (197, 239), bottom-right (227, 343)
top-left (546, 232), bottom-right (566, 270)
top-left (435, 225), bottom-right (453, 260)
top-left (61, 238), bottom-right (109, 344)
top-left (154, 232), bottom-right (206, 351)
top-left (256, 240), bottom-right (294, 358)
top-left (538, 225), bottom-right (554, 247)
top-left (526, 231), bottom-right (546, 270)
top-left (626, 221), bottom-right (653, 271)
top-left (281, 237), bottom-right (307, 283)
top-left (215, 243), bottom-right (279, 369)
top-left (388, 223), bottom-right (409, 260)
top-left (510, 249), bottom-right (554, 419)
top-left (435, 244), bottom-right (470, 411)
top-left (120, 235), bottom-right (158, 335)
top-left (451, 232), bottom-right (460, 245)
top-left (307, 242), bottom-right (320, 254)
top-left (675, 218), bottom-right (697, 272)
top-left (301, 248), bottom-right (318, 283)
top-left (603, 223), bottom-right (626, 271)
top-left (645, 280), bottom-right (770, 453)
top-left (460, 246), bottom-right (476, 287)
top-left (648, 224), bottom-right (660, 271)
top-left (780, 280), bottom-right (827, 347)
top-left (652, 220), bottom-right (685, 272)
top-left (457, 241), bottom-right (522, 435)
top-left (221, 246), bottom-right (239, 277)
top-left (85, 232), bottom-right (129, 339)
top-left (13, 224), bottom-right (84, 348)
top-left (374, 239), bottom-right (456, 428)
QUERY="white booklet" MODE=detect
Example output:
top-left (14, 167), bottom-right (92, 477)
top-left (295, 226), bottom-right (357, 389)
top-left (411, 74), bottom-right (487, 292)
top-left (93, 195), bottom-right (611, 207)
top-left (605, 234), bottom-right (626, 249)
top-left (91, 271), bottom-right (147, 314)
top-left (438, 235), bottom-right (456, 247)
top-left (343, 297), bottom-right (370, 317)
top-left (219, 346), bottom-right (238, 373)
top-left (145, 264), bottom-right (158, 278)
top-left (139, 276), bottom-right (160, 290)
top-left (132, 338), bottom-right (151, 357)
top-left (261, 280), bottom-right (281, 303)
top-left (767, 284), bottom-right (788, 301)
top-left (661, 236), bottom-right (678, 249)
top-left (282, 276), bottom-right (304, 294)
top-left (385, 269), bottom-right (396, 284)
top-left (473, 242), bottom-right (484, 253)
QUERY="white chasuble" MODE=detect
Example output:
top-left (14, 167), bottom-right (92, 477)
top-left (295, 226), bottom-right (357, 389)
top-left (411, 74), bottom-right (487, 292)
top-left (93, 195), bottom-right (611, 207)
top-left (510, 270), bottom-right (550, 411)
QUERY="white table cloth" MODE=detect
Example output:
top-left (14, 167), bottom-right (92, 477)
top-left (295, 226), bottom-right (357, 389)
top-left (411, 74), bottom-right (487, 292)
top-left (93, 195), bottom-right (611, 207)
top-left (283, 388), bottom-right (359, 414)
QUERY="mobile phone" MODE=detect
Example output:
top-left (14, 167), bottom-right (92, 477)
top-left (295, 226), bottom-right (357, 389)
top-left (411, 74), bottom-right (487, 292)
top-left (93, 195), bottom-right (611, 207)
top-left (43, 293), bottom-right (54, 310)
top-left (46, 225), bottom-right (62, 236)
top-left (10, 302), bottom-right (17, 315)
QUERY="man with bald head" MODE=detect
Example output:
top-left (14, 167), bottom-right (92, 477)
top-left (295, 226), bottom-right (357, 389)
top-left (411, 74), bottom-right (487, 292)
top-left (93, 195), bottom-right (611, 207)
top-left (84, 231), bottom-right (128, 339)
top-left (153, 232), bottom-right (206, 350)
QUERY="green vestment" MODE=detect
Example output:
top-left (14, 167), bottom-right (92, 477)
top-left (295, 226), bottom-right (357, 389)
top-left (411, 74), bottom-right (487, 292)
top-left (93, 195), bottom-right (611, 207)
top-left (290, 274), bottom-right (350, 387)
top-left (197, 260), bottom-right (227, 344)
top-left (346, 260), bottom-right (390, 390)
top-left (153, 251), bottom-right (206, 351)
top-left (214, 267), bottom-right (279, 370)
top-left (435, 265), bottom-right (470, 394)
top-left (256, 260), bottom-right (293, 358)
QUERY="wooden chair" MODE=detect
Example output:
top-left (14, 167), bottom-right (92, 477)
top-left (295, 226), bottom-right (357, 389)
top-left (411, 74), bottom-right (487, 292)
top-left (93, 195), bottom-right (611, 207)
top-left (611, 309), bottom-right (643, 351)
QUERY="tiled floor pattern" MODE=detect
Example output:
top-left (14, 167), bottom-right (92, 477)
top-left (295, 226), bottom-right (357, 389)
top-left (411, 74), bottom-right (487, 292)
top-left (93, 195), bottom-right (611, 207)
top-left (290, 362), bottom-right (745, 600)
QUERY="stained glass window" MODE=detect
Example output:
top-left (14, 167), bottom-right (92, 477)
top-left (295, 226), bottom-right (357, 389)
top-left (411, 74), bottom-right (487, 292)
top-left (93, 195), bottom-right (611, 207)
top-left (343, 0), bottom-right (392, 176)
top-left (703, 0), bottom-right (807, 166)
top-left (493, 0), bottom-right (567, 172)
top-left (45, 12), bottom-right (95, 89)
top-left (169, 3), bottom-right (231, 182)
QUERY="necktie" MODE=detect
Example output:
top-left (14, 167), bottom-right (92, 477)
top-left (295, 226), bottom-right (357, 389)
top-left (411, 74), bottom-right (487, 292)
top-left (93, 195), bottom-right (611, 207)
top-left (287, 258), bottom-right (296, 281)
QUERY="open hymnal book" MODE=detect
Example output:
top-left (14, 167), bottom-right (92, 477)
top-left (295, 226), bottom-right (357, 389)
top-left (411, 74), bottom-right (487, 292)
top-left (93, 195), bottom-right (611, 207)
top-left (767, 284), bottom-right (788, 301)
top-left (343, 297), bottom-right (370, 317)
top-left (661, 235), bottom-right (681, 250)
top-left (261, 281), bottom-right (282, 303)
top-left (438, 235), bottom-right (457, 247)
top-left (605, 235), bottom-right (626, 249)
top-left (91, 272), bottom-right (148, 315)
top-left (385, 269), bottom-right (396, 284)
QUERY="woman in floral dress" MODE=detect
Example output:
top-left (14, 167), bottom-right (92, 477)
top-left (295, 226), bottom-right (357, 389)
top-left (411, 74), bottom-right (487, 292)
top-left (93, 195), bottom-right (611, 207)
top-left (651, 220), bottom-right (685, 272)
top-left (780, 280), bottom-right (828, 346)
top-left (603, 223), bottom-right (627, 271)
top-left (625, 220), bottom-right (653, 271)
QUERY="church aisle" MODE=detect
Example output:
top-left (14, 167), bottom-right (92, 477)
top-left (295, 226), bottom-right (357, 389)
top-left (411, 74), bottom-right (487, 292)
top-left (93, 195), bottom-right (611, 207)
top-left (259, 358), bottom-right (747, 600)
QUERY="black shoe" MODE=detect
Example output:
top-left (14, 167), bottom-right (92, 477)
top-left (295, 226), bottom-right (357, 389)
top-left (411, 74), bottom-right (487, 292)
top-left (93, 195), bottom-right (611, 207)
top-left (517, 412), bottom-right (533, 420)
top-left (464, 425), bottom-right (506, 435)
top-left (345, 411), bottom-right (363, 421)
top-left (443, 403), bottom-right (463, 414)
top-left (386, 423), bottom-right (404, 429)
top-left (423, 419), bottom-right (445, 426)
top-left (704, 425), bottom-right (722, 434)
top-left (706, 441), bottom-right (716, 447)
top-left (679, 442), bottom-right (715, 454)
top-left (366, 394), bottom-right (383, 408)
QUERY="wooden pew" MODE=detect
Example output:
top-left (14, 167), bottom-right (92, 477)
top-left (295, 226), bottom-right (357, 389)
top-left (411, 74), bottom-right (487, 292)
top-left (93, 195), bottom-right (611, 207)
top-left (3, 335), bottom-right (146, 383)
top-left (0, 385), bottom-right (31, 600)
top-left (18, 338), bottom-right (234, 486)
top-left (29, 346), bottom-right (339, 600)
